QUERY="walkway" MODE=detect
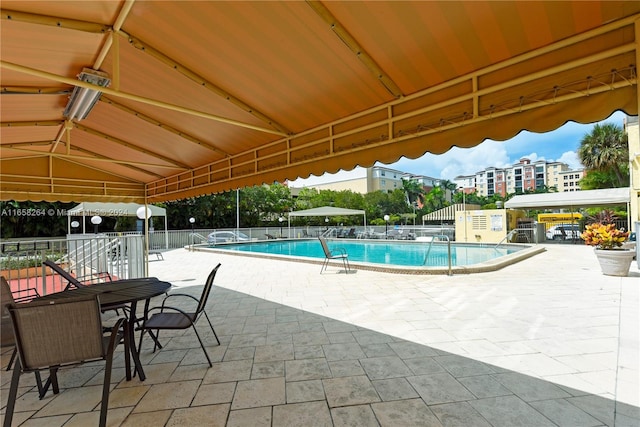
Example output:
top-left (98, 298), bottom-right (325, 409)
top-left (1, 244), bottom-right (638, 426)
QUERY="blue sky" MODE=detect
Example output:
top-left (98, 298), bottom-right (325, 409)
top-left (289, 110), bottom-right (627, 187)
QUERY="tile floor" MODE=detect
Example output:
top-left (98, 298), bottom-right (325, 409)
top-left (1, 243), bottom-right (638, 426)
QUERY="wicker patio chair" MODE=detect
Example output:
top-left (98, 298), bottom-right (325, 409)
top-left (138, 264), bottom-right (221, 367)
top-left (3, 295), bottom-right (126, 427)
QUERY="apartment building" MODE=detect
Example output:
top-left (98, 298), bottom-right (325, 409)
top-left (456, 158), bottom-right (580, 196)
top-left (559, 169), bottom-right (585, 192)
top-left (295, 166), bottom-right (441, 195)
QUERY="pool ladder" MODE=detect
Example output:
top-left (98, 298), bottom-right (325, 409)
top-left (423, 234), bottom-right (452, 276)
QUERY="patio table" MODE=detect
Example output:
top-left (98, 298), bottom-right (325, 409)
top-left (34, 278), bottom-right (172, 381)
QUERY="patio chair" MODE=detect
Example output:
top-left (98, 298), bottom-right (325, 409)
top-left (265, 233), bottom-right (277, 239)
top-left (319, 237), bottom-right (350, 273)
top-left (43, 260), bottom-right (157, 315)
top-left (3, 295), bottom-right (126, 427)
top-left (1, 276), bottom-right (41, 374)
top-left (137, 263), bottom-right (221, 367)
top-left (43, 260), bottom-right (112, 290)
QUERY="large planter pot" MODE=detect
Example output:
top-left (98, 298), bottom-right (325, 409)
top-left (594, 249), bottom-right (635, 277)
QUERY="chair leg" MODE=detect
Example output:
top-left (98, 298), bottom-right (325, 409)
top-left (100, 351), bottom-right (115, 427)
top-left (191, 324), bottom-right (212, 367)
top-left (3, 357), bottom-right (22, 427)
top-left (202, 312), bottom-right (220, 345)
top-left (7, 347), bottom-right (17, 371)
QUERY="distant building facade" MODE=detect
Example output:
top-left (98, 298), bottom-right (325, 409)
top-left (295, 166), bottom-right (441, 195)
top-left (456, 158), bottom-right (584, 196)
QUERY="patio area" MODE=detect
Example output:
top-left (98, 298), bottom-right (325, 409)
top-left (1, 243), bottom-right (638, 426)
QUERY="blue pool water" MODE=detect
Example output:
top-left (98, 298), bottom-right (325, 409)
top-left (214, 239), bottom-right (523, 267)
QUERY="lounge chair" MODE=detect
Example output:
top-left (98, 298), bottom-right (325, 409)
top-left (4, 295), bottom-right (126, 427)
top-left (265, 233), bottom-right (277, 240)
top-left (319, 237), bottom-right (350, 273)
top-left (137, 264), bottom-right (221, 367)
top-left (43, 260), bottom-right (156, 314)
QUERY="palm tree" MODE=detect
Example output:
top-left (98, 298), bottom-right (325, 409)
top-left (401, 179), bottom-right (425, 207)
top-left (578, 123), bottom-right (629, 187)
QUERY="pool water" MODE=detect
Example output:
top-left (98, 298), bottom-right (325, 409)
top-left (215, 239), bottom-right (523, 267)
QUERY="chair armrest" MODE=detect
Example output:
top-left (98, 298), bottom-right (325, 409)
top-left (330, 247), bottom-right (348, 256)
top-left (105, 318), bottom-right (126, 354)
top-left (158, 293), bottom-right (199, 310)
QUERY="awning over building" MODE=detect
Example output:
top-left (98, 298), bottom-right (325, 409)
top-left (1, 2), bottom-right (638, 203)
top-left (504, 188), bottom-right (630, 210)
top-left (422, 204), bottom-right (481, 222)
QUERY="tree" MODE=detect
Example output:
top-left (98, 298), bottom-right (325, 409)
top-left (578, 123), bottom-right (629, 187)
top-left (401, 179), bottom-right (425, 206)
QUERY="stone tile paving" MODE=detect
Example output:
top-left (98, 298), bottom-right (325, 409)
top-left (1, 244), bottom-right (638, 426)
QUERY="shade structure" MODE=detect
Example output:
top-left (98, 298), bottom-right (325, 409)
top-left (289, 206), bottom-right (366, 227)
top-left (422, 204), bottom-right (482, 222)
top-left (67, 202), bottom-right (166, 218)
top-left (504, 188), bottom-right (630, 210)
top-left (67, 202), bottom-right (167, 247)
top-left (1, 2), bottom-right (639, 203)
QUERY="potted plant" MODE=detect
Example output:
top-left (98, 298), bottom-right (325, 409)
top-left (581, 211), bottom-right (634, 277)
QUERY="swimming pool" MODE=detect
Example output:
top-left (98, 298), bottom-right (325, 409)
top-left (205, 239), bottom-right (540, 273)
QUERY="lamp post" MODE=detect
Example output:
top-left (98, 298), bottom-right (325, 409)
top-left (90, 215), bottom-right (102, 234)
top-left (279, 216), bottom-right (284, 238)
top-left (384, 214), bottom-right (390, 239)
top-left (71, 220), bottom-right (79, 234)
top-left (189, 217), bottom-right (195, 250)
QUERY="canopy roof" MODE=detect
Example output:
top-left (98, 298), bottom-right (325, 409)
top-left (504, 188), bottom-right (630, 210)
top-left (1, 2), bottom-right (638, 203)
top-left (422, 204), bottom-right (482, 222)
top-left (67, 202), bottom-right (166, 217)
top-left (289, 206), bottom-right (365, 218)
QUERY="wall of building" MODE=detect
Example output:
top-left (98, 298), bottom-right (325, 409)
top-left (626, 116), bottom-right (639, 233)
top-left (454, 208), bottom-right (526, 243)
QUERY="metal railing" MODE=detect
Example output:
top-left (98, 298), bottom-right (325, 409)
top-left (423, 234), bottom-right (452, 275)
top-left (1, 234), bottom-right (144, 297)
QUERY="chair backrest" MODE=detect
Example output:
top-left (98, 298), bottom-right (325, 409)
top-left (8, 295), bottom-right (105, 371)
top-left (43, 260), bottom-right (84, 289)
top-left (195, 263), bottom-right (221, 316)
top-left (319, 237), bottom-right (331, 257)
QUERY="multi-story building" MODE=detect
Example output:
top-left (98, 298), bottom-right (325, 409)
top-left (456, 158), bottom-right (581, 196)
top-left (292, 166), bottom-right (440, 195)
top-left (559, 169), bottom-right (585, 192)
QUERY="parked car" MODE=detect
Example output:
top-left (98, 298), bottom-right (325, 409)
top-left (545, 224), bottom-right (581, 241)
top-left (207, 231), bottom-right (250, 244)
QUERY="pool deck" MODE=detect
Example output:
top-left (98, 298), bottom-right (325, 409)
top-left (1, 243), bottom-right (638, 426)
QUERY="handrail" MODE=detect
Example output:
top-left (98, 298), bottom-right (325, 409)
top-left (423, 234), bottom-right (452, 276)
top-left (320, 228), bottom-right (336, 238)
top-left (494, 229), bottom-right (517, 248)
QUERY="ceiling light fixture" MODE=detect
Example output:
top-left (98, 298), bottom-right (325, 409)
top-left (63, 68), bottom-right (111, 121)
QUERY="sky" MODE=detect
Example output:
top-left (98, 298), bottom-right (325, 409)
top-left (289, 110), bottom-right (627, 187)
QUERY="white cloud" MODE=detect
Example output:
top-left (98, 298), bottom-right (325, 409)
top-left (556, 151), bottom-right (581, 169)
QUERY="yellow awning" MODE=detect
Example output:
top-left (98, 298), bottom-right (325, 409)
top-left (1, 1), bottom-right (638, 202)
